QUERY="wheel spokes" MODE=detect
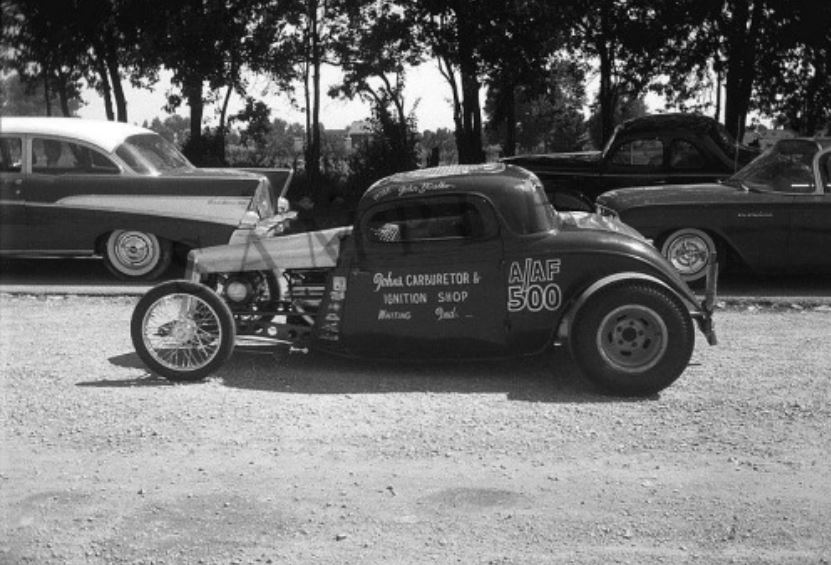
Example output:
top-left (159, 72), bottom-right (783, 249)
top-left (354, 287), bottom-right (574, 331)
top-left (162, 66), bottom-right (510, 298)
top-left (142, 293), bottom-right (224, 372)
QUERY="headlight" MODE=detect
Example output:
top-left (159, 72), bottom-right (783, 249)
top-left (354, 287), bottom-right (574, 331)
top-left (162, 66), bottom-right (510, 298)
top-left (595, 204), bottom-right (619, 219)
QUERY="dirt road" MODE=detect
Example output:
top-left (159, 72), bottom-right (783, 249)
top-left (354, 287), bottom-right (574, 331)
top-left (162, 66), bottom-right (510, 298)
top-left (1, 294), bottom-right (830, 564)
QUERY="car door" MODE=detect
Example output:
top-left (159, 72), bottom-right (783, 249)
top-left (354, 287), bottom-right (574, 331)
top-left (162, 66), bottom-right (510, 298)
top-left (788, 150), bottom-right (831, 273)
top-left (340, 193), bottom-right (508, 358)
top-left (23, 136), bottom-right (122, 252)
top-left (0, 135), bottom-right (26, 252)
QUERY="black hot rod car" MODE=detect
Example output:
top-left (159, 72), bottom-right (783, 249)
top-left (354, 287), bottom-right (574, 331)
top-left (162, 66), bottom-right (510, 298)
top-left (503, 113), bottom-right (758, 211)
top-left (131, 164), bottom-right (717, 396)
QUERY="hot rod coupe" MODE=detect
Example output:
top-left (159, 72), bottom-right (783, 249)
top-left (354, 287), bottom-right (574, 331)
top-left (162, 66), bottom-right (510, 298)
top-left (131, 164), bottom-right (717, 396)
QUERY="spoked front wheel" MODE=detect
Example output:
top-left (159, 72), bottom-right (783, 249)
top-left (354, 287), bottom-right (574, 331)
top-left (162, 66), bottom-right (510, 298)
top-left (131, 281), bottom-right (235, 381)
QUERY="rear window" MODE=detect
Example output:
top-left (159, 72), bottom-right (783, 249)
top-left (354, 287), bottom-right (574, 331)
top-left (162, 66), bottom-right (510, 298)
top-left (366, 196), bottom-right (492, 244)
top-left (116, 133), bottom-right (194, 175)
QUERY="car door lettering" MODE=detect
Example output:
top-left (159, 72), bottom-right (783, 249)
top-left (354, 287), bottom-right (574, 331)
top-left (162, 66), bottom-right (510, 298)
top-left (370, 269), bottom-right (482, 322)
top-left (507, 258), bottom-right (562, 312)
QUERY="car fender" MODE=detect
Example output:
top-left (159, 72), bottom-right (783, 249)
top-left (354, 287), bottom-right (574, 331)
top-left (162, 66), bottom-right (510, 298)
top-left (555, 271), bottom-right (694, 342)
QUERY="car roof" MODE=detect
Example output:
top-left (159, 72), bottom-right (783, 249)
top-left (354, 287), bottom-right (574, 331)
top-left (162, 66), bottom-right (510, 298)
top-left (617, 113), bottom-right (720, 135)
top-left (358, 163), bottom-right (541, 212)
top-left (0, 116), bottom-right (152, 153)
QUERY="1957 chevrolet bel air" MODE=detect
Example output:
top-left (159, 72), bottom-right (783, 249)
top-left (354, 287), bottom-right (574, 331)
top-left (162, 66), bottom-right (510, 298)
top-left (0, 117), bottom-right (292, 280)
top-left (131, 164), bottom-right (717, 396)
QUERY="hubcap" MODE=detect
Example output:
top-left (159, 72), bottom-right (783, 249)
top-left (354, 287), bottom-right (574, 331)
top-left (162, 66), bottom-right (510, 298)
top-left (597, 305), bottom-right (668, 373)
top-left (666, 236), bottom-right (709, 277)
top-left (142, 294), bottom-right (223, 372)
top-left (114, 231), bottom-right (156, 269)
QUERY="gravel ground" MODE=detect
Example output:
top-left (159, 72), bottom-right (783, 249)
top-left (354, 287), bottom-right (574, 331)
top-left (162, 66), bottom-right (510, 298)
top-left (1, 294), bottom-right (830, 564)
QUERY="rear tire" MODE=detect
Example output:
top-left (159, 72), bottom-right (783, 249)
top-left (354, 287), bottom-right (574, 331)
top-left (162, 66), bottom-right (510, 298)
top-left (571, 283), bottom-right (694, 396)
top-left (105, 230), bottom-right (172, 281)
top-left (131, 281), bottom-right (235, 381)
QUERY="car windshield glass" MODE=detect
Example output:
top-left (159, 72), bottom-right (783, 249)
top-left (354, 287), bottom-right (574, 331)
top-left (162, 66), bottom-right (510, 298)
top-left (712, 122), bottom-right (740, 160)
top-left (732, 139), bottom-right (817, 193)
top-left (115, 133), bottom-right (195, 175)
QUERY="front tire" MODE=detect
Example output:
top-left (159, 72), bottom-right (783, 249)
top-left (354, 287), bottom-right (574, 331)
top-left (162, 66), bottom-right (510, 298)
top-left (660, 228), bottom-right (716, 283)
top-left (571, 283), bottom-right (694, 396)
top-left (131, 281), bottom-right (235, 381)
top-left (105, 230), bottom-right (172, 281)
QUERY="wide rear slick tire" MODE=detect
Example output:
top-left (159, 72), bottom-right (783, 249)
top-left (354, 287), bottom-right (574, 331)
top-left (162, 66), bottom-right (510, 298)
top-left (571, 283), bottom-right (694, 397)
top-left (131, 281), bottom-right (235, 381)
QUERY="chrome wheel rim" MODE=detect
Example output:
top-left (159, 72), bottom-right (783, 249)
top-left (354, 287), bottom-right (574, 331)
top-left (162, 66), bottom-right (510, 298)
top-left (141, 293), bottom-right (224, 372)
top-left (109, 231), bottom-right (159, 275)
top-left (665, 235), bottom-right (710, 278)
top-left (596, 304), bottom-right (668, 373)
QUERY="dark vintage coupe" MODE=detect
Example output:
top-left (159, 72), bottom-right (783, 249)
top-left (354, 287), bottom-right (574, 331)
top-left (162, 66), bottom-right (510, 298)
top-left (596, 138), bottom-right (831, 282)
top-left (0, 117), bottom-right (293, 280)
top-left (503, 113), bottom-right (758, 210)
top-left (131, 164), bottom-right (717, 397)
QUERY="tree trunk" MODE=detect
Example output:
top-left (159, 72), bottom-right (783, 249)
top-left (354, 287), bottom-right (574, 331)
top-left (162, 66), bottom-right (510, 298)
top-left (185, 76), bottom-right (204, 159)
top-left (98, 59), bottom-right (115, 121)
top-left (503, 84), bottom-right (517, 157)
top-left (456, 12), bottom-right (484, 164)
top-left (43, 72), bottom-right (52, 116)
top-left (722, 0), bottom-right (758, 141)
top-left (105, 48), bottom-right (127, 122)
top-left (596, 4), bottom-right (617, 147)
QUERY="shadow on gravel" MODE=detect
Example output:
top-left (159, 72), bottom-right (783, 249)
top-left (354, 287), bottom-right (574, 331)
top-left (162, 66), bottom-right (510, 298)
top-left (107, 352), bottom-right (146, 369)
top-left (208, 348), bottom-right (652, 404)
top-left (76, 375), bottom-right (174, 388)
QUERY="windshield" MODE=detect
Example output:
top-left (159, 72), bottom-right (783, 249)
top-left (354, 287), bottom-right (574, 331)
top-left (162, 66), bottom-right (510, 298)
top-left (712, 122), bottom-right (741, 161)
top-left (732, 139), bottom-right (817, 193)
top-left (115, 133), bottom-right (195, 175)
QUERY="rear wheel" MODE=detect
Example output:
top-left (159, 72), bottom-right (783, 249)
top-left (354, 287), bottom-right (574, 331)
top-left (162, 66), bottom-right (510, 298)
top-left (660, 228), bottom-right (716, 283)
top-left (104, 230), bottom-right (172, 281)
top-left (571, 283), bottom-right (694, 396)
top-left (131, 281), bottom-right (235, 381)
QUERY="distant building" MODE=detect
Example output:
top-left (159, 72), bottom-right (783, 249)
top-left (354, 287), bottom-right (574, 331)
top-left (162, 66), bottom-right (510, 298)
top-left (342, 120), bottom-right (372, 152)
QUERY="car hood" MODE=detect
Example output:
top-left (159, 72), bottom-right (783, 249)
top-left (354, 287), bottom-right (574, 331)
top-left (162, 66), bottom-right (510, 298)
top-left (503, 151), bottom-right (602, 172)
top-left (597, 182), bottom-right (737, 210)
top-left (557, 211), bottom-right (648, 241)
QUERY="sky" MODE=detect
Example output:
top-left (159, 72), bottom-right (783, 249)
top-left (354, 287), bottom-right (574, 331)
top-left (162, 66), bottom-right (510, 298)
top-left (76, 63), bottom-right (458, 132)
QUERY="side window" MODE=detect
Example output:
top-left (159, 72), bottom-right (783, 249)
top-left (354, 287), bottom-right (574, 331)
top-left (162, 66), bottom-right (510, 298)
top-left (366, 198), bottom-right (489, 244)
top-left (0, 137), bottom-right (23, 172)
top-left (668, 139), bottom-right (706, 170)
top-left (32, 138), bottom-right (119, 175)
top-left (771, 151), bottom-right (814, 193)
top-left (608, 138), bottom-right (664, 167)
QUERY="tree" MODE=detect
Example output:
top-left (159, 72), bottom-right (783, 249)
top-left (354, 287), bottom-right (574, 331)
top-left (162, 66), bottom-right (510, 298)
top-left (567, 0), bottom-right (673, 145)
top-left (755, 0), bottom-right (831, 135)
top-left (485, 58), bottom-right (587, 154)
top-left (0, 72), bottom-right (82, 116)
top-left (479, 0), bottom-right (575, 156)
top-left (138, 0), bottom-right (272, 164)
top-left (1, 0), bottom-right (86, 116)
top-left (410, 0), bottom-right (488, 163)
top-left (652, 0), bottom-right (817, 140)
top-left (329, 0), bottom-right (422, 162)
